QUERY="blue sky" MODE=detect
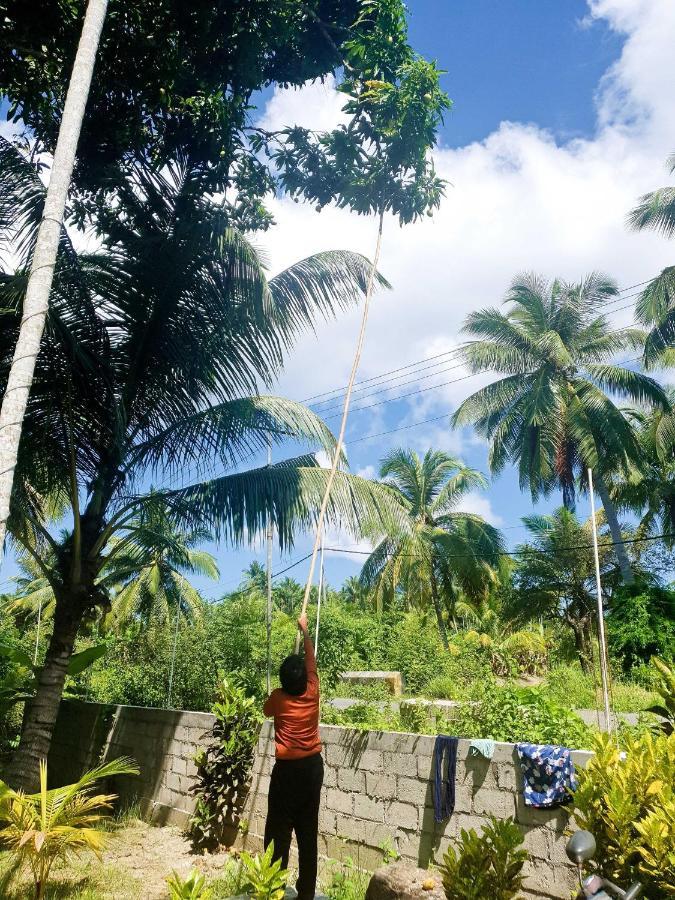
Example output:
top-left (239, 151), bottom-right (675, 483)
top-left (3, 0), bottom-right (675, 602)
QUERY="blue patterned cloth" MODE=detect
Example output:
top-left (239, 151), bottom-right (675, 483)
top-left (516, 743), bottom-right (577, 808)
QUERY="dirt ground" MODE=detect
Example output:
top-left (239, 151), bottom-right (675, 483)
top-left (100, 819), bottom-right (235, 898)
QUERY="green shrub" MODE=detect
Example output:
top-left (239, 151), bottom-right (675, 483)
top-left (607, 583), bottom-right (675, 673)
top-left (450, 683), bottom-right (593, 748)
top-left (240, 843), bottom-right (288, 900)
top-left (424, 634), bottom-right (494, 700)
top-left (381, 613), bottom-right (449, 694)
top-left (189, 678), bottom-right (262, 851)
top-left (167, 869), bottom-right (212, 899)
top-left (572, 731), bottom-right (675, 898)
top-left (546, 663), bottom-right (657, 713)
top-left (322, 857), bottom-right (371, 900)
top-left (439, 815), bottom-right (527, 900)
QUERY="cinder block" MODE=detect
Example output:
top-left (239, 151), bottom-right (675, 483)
top-left (515, 797), bottom-right (570, 832)
top-left (473, 788), bottom-right (516, 819)
top-left (383, 751), bottom-right (418, 776)
top-left (323, 766), bottom-right (338, 788)
top-left (521, 827), bottom-right (552, 861)
top-left (497, 764), bottom-right (518, 792)
top-left (319, 808), bottom-right (338, 835)
top-left (352, 794), bottom-right (385, 823)
top-left (325, 789), bottom-right (354, 815)
top-left (337, 768), bottom-right (366, 793)
top-left (385, 801), bottom-right (418, 831)
top-left (366, 773), bottom-right (396, 798)
top-left (522, 860), bottom-right (571, 899)
top-left (335, 814), bottom-right (394, 848)
top-left (416, 756), bottom-right (434, 779)
top-left (395, 776), bottom-right (429, 805)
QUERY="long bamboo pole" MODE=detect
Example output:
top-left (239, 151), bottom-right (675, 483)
top-left (295, 210), bottom-right (384, 652)
top-left (266, 437), bottom-right (273, 693)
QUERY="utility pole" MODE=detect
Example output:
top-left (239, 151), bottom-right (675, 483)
top-left (588, 468), bottom-right (613, 733)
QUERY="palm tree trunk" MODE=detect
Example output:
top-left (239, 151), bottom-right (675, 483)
top-left (429, 569), bottom-right (449, 650)
top-left (594, 473), bottom-right (635, 585)
top-left (6, 597), bottom-right (84, 792)
top-left (0, 0), bottom-right (108, 556)
top-left (570, 618), bottom-right (592, 674)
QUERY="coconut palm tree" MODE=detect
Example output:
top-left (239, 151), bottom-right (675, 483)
top-left (102, 499), bottom-right (218, 629)
top-left (628, 152), bottom-right (675, 366)
top-left (9, 498), bottom-right (218, 631)
top-left (452, 272), bottom-right (669, 583)
top-left (509, 508), bottom-right (618, 672)
top-left (610, 395), bottom-right (675, 551)
top-left (0, 143), bottom-right (401, 789)
top-left (359, 449), bottom-right (505, 648)
top-left (0, 0), bottom-right (108, 556)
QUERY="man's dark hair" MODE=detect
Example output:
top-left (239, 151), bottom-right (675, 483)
top-left (279, 654), bottom-right (307, 696)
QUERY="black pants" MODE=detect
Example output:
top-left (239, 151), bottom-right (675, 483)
top-left (264, 753), bottom-right (324, 900)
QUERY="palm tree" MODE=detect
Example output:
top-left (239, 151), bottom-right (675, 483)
top-left (452, 272), bottom-right (669, 583)
top-left (9, 499), bottom-right (218, 631)
top-left (627, 152), bottom-right (675, 366)
top-left (0, 144), bottom-right (400, 789)
top-left (509, 508), bottom-right (618, 672)
top-left (359, 449), bottom-right (504, 648)
top-left (0, 0), bottom-right (107, 555)
top-left (610, 395), bottom-right (675, 551)
top-left (103, 499), bottom-right (219, 629)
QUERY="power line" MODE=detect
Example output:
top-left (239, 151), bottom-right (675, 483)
top-left (322, 531), bottom-right (674, 562)
top-left (302, 282), bottom-right (649, 411)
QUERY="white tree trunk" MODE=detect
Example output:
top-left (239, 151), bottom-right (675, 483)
top-left (0, 0), bottom-right (108, 560)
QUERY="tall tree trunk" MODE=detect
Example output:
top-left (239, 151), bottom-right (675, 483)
top-left (0, 0), bottom-right (108, 557)
top-left (594, 473), bottom-right (635, 585)
top-left (570, 618), bottom-right (592, 674)
top-left (430, 569), bottom-right (449, 650)
top-left (6, 597), bottom-right (84, 792)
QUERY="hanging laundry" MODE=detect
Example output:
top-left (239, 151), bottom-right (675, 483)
top-left (433, 735), bottom-right (458, 822)
top-left (516, 743), bottom-right (577, 808)
top-left (468, 738), bottom-right (495, 759)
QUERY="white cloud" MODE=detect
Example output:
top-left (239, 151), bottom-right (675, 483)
top-left (260, 0), bottom-right (675, 458)
top-left (454, 492), bottom-right (504, 527)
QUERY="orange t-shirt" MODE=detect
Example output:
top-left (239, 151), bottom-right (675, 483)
top-left (263, 636), bottom-right (322, 760)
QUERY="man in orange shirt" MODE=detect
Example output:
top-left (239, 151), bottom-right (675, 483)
top-left (263, 614), bottom-right (323, 899)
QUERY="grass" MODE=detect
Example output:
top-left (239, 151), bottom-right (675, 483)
top-left (546, 663), bottom-right (658, 712)
top-left (0, 856), bottom-right (142, 899)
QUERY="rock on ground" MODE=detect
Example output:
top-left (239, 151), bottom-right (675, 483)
top-left (365, 862), bottom-right (445, 900)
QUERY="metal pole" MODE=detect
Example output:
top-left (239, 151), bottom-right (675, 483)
top-left (266, 437), bottom-right (273, 694)
top-left (167, 602), bottom-right (181, 708)
top-left (588, 468), bottom-right (612, 733)
top-left (33, 599), bottom-right (42, 666)
top-left (315, 534), bottom-right (325, 656)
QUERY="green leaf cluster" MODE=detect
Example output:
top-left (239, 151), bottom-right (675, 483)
top-left (572, 730), bottom-right (675, 897)
top-left (0, 757), bottom-right (138, 900)
top-left (439, 815), bottom-right (528, 900)
top-left (189, 678), bottom-right (262, 851)
top-left (240, 842), bottom-right (289, 900)
top-left (166, 868), bottom-right (212, 900)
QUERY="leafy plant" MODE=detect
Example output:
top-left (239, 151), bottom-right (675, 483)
top-left (572, 730), bottom-right (675, 897)
top-left (0, 756), bottom-right (139, 900)
top-left (439, 815), bottom-right (527, 900)
top-left (189, 678), bottom-right (262, 850)
top-left (450, 683), bottom-right (592, 748)
top-left (166, 868), bottom-right (212, 900)
top-left (323, 855), bottom-right (370, 900)
top-left (645, 656), bottom-right (675, 734)
top-left (240, 842), bottom-right (288, 900)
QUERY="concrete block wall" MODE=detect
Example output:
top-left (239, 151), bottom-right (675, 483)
top-left (49, 701), bottom-right (591, 899)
